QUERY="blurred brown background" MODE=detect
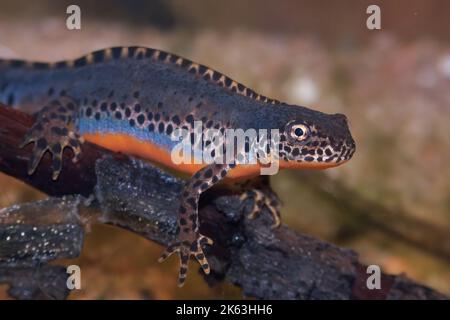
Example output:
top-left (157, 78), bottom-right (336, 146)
top-left (0, 0), bottom-right (449, 299)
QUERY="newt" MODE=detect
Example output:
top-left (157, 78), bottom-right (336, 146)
top-left (0, 46), bottom-right (355, 286)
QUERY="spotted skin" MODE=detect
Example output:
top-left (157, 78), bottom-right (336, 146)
top-left (159, 163), bottom-right (233, 286)
top-left (238, 176), bottom-right (282, 228)
top-left (0, 46), bottom-right (356, 286)
top-left (20, 97), bottom-right (84, 180)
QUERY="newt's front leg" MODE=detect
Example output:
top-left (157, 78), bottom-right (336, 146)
top-left (20, 97), bottom-right (83, 180)
top-left (159, 163), bottom-right (234, 287)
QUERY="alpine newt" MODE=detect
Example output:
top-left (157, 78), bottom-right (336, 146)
top-left (0, 46), bottom-right (355, 286)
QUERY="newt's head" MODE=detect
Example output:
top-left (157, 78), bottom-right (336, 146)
top-left (272, 107), bottom-right (356, 169)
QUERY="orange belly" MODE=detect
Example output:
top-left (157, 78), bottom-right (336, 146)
top-left (83, 132), bottom-right (263, 179)
top-left (83, 132), bottom-right (342, 180)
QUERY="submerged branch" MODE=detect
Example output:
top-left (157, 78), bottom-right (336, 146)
top-left (0, 104), bottom-right (447, 300)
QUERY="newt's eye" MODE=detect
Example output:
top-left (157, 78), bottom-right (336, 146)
top-left (290, 124), bottom-right (309, 141)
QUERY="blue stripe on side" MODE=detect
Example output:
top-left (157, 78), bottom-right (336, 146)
top-left (77, 118), bottom-right (176, 150)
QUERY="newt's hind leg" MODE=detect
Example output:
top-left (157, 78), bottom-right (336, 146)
top-left (159, 163), bottom-right (233, 287)
top-left (239, 176), bottom-right (282, 228)
top-left (20, 98), bottom-right (83, 180)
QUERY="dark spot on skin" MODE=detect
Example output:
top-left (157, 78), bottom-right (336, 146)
top-left (179, 267), bottom-right (187, 275)
top-left (317, 157), bottom-right (323, 162)
top-left (148, 123), bottom-right (154, 131)
top-left (224, 77), bottom-right (232, 87)
top-left (133, 91), bottom-right (140, 99)
top-left (166, 124), bottom-right (173, 135)
top-left (200, 183), bottom-right (209, 191)
top-left (93, 50), bottom-right (104, 63)
top-left (137, 114), bottom-right (145, 125)
top-left (317, 149), bottom-right (323, 155)
top-left (304, 156), bottom-right (314, 162)
top-left (134, 104), bottom-right (141, 112)
top-left (194, 172), bottom-right (202, 179)
top-left (206, 120), bottom-right (213, 128)
top-left (112, 47), bottom-right (122, 59)
top-left (186, 197), bottom-right (197, 209)
top-left (85, 108), bottom-right (92, 117)
top-left (110, 102), bottom-right (117, 111)
top-left (51, 127), bottom-right (62, 135)
top-left (115, 111), bottom-right (122, 120)
top-left (36, 138), bottom-right (47, 149)
top-left (193, 180), bottom-right (202, 188)
top-left (154, 114), bottom-right (161, 121)
top-left (198, 65), bottom-right (207, 74)
top-left (74, 57), bottom-right (87, 67)
top-left (185, 114), bottom-right (194, 126)
top-left (170, 55), bottom-right (177, 63)
top-left (212, 72), bottom-right (221, 81)
top-left (212, 176), bottom-right (219, 183)
top-left (100, 102), bottom-right (108, 111)
top-left (325, 148), bottom-right (332, 156)
top-left (196, 253), bottom-right (205, 260)
top-left (204, 169), bottom-right (213, 178)
top-left (158, 122), bottom-right (165, 133)
top-left (95, 112), bottom-right (101, 120)
top-left (180, 206), bottom-right (187, 214)
top-left (172, 115), bottom-right (180, 125)
top-left (284, 146), bottom-right (291, 153)
top-left (292, 148), bottom-right (300, 156)
top-left (203, 73), bottom-right (211, 81)
top-left (179, 218), bottom-right (187, 226)
top-left (181, 59), bottom-right (190, 68)
top-left (125, 108), bottom-right (131, 118)
top-left (129, 119), bottom-right (136, 127)
top-left (69, 139), bottom-right (78, 147)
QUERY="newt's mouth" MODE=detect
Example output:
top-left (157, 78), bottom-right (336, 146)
top-left (279, 158), bottom-right (350, 170)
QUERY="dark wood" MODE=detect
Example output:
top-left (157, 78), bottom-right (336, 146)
top-left (0, 104), bottom-right (447, 300)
